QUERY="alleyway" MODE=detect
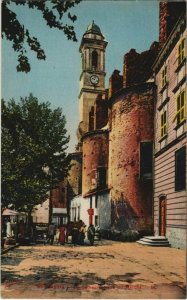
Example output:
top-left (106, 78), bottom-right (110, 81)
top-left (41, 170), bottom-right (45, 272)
top-left (1, 240), bottom-right (186, 299)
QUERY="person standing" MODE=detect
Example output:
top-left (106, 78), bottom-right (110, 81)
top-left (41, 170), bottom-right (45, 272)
top-left (47, 223), bottom-right (56, 245)
top-left (58, 225), bottom-right (66, 245)
top-left (87, 224), bottom-right (95, 246)
top-left (6, 218), bottom-right (12, 238)
top-left (78, 224), bottom-right (86, 245)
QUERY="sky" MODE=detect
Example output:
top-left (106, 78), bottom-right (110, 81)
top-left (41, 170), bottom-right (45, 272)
top-left (2, 0), bottom-right (159, 153)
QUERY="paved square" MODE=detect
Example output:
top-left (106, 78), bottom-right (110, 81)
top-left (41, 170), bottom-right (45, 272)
top-left (1, 240), bottom-right (186, 299)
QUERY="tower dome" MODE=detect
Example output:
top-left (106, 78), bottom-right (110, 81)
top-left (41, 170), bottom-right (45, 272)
top-left (86, 20), bottom-right (102, 35)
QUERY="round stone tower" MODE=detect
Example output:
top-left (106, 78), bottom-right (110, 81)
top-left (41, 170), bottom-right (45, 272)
top-left (109, 82), bottom-right (155, 233)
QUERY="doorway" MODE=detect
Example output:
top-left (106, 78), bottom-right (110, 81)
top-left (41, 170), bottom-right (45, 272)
top-left (159, 196), bottom-right (166, 236)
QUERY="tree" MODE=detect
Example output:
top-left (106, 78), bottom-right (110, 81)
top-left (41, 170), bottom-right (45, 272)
top-left (1, 95), bottom-right (70, 213)
top-left (2, 0), bottom-right (81, 73)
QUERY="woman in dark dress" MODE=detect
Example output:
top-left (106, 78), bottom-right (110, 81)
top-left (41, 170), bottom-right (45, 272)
top-left (58, 225), bottom-right (66, 245)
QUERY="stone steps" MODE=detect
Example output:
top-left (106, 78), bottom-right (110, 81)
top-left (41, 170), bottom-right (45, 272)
top-left (137, 236), bottom-right (171, 247)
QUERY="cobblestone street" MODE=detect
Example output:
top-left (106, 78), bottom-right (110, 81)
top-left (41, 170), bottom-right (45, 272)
top-left (1, 240), bottom-right (186, 299)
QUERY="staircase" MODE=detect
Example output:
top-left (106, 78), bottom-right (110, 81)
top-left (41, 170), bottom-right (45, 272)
top-left (137, 236), bottom-right (171, 247)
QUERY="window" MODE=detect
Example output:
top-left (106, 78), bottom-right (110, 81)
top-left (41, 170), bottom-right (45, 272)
top-left (161, 111), bottom-right (167, 137)
top-left (95, 195), bottom-right (98, 208)
top-left (92, 50), bottom-right (98, 70)
top-left (95, 215), bottom-right (99, 226)
top-left (97, 167), bottom-right (106, 188)
top-left (78, 206), bottom-right (80, 221)
top-left (175, 147), bottom-right (186, 191)
top-left (90, 196), bottom-right (92, 208)
top-left (140, 142), bottom-right (153, 180)
top-left (173, 90), bottom-right (186, 125)
top-left (178, 38), bottom-right (185, 65)
top-left (161, 66), bottom-right (167, 87)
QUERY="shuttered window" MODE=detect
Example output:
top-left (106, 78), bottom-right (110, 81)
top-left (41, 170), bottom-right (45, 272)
top-left (161, 66), bottom-right (167, 87)
top-left (161, 111), bottom-right (167, 137)
top-left (97, 166), bottom-right (106, 188)
top-left (178, 38), bottom-right (185, 65)
top-left (175, 90), bottom-right (186, 125)
top-left (175, 147), bottom-right (186, 191)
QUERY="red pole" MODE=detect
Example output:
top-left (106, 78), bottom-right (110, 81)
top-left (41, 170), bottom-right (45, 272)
top-left (88, 208), bottom-right (94, 225)
top-left (89, 215), bottom-right (93, 225)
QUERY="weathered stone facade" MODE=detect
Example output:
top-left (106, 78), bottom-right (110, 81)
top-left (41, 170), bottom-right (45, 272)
top-left (82, 130), bottom-right (109, 196)
top-left (108, 70), bottom-right (123, 98)
top-left (123, 43), bottom-right (159, 88)
top-left (67, 152), bottom-right (82, 198)
top-left (58, 2), bottom-right (186, 248)
top-left (159, 2), bottom-right (185, 49)
top-left (109, 83), bottom-right (155, 232)
top-left (78, 21), bottom-right (107, 134)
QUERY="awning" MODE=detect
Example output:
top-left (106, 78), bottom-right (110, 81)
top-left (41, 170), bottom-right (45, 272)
top-left (52, 208), bottom-right (67, 214)
top-left (2, 209), bottom-right (25, 216)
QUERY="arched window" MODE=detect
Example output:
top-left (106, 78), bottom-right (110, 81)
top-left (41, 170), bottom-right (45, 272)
top-left (92, 50), bottom-right (98, 70)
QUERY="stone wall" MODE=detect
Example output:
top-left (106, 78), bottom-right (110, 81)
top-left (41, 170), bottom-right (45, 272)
top-left (108, 70), bottom-right (123, 98)
top-left (98, 192), bottom-right (111, 230)
top-left (159, 2), bottom-right (186, 48)
top-left (67, 152), bottom-right (82, 198)
top-left (166, 227), bottom-right (186, 249)
top-left (82, 130), bottom-right (109, 195)
top-left (123, 43), bottom-right (159, 88)
top-left (94, 94), bottom-right (108, 130)
top-left (109, 82), bottom-right (155, 232)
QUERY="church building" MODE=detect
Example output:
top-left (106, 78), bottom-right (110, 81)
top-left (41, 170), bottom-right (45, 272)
top-left (46, 1), bottom-right (186, 249)
top-left (68, 20), bottom-right (157, 236)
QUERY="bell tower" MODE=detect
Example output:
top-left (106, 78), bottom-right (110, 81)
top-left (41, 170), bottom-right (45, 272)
top-left (78, 21), bottom-right (108, 136)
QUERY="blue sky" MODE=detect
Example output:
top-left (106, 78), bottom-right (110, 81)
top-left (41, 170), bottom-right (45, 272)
top-left (2, 0), bottom-right (159, 152)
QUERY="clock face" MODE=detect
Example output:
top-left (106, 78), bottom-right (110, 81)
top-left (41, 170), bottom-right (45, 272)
top-left (90, 75), bottom-right (99, 85)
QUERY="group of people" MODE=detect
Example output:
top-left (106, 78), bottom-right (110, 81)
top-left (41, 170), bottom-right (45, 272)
top-left (1, 218), bottom-right (36, 247)
top-left (2, 218), bottom-right (98, 247)
top-left (46, 221), bottom-right (96, 246)
top-left (47, 223), bottom-right (69, 245)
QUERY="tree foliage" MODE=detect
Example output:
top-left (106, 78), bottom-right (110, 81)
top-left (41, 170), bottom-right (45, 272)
top-left (2, 95), bottom-right (70, 212)
top-left (2, 0), bottom-right (81, 72)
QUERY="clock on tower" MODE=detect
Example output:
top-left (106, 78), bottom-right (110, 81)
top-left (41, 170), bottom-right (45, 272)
top-left (78, 21), bottom-right (108, 134)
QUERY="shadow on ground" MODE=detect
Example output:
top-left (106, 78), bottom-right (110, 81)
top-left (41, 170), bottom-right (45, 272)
top-left (1, 246), bottom-right (186, 299)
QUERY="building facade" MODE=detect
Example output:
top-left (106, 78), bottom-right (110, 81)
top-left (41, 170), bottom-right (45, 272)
top-left (66, 1), bottom-right (186, 248)
top-left (153, 6), bottom-right (186, 248)
top-left (107, 42), bottom-right (159, 234)
top-left (32, 199), bottom-right (49, 224)
top-left (69, 21), bottom-right (110, 228)
top-left (51, 180), bottom-right (68, 225)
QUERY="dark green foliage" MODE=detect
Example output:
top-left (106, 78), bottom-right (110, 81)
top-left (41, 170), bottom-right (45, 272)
top-left (2, 0), bottom-right (81, 72)
top-left (1, 95), bottom-right (70, 212)
top-left (120, 230), bottom-right (140, 242)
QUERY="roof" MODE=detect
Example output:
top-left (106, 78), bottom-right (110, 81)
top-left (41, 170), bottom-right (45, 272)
top-left (2, 208), bottom-right (26, 216)
top-left (86, 20), bottom-right (101, 35)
